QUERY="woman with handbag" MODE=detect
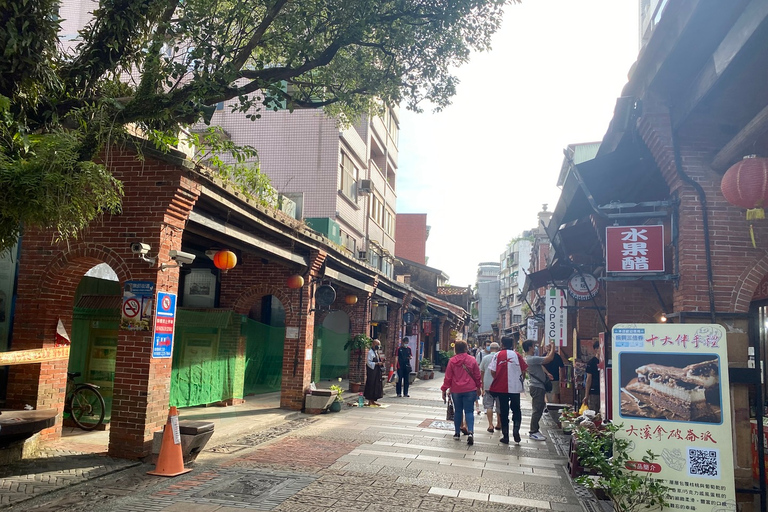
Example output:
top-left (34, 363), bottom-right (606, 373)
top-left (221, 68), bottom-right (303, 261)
top-left (441, 341), bottom-right (482, 446)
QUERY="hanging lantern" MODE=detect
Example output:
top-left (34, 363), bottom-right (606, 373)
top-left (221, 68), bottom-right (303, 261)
top-left (344, 294), bottom-right (358, 305)
top-left (286, 274), bottom-right (304, 289)
top-left (213, 250), bottom-right (237, 273)
top-left (721, 155), bottom-right (768, 247)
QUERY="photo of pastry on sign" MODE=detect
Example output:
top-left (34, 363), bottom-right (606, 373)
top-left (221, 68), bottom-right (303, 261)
top-left (619, 353), bottom-right (721, 424)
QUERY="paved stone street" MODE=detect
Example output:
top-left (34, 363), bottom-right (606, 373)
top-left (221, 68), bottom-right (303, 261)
top-left (1, 377), bottom-right (587, 512)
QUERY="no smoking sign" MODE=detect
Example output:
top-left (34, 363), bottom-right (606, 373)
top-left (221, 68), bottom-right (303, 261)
top-left (123, 298), bottom-right (141, 318)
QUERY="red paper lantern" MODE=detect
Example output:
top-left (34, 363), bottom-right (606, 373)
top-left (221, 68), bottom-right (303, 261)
top-left (721, 155), bottom-right (768, 247)
top-left (721, 155), bottom-right (768, 215)
top-left (344, 295), bottom-right (358, 305)
top-left (286, 274), bottom-right (304, 289)
top-left (213, 250), bottom-right (237, 272)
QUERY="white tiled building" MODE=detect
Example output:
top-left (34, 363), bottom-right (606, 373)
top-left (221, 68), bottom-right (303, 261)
top-left (206, 106), bottom-right (400, 277)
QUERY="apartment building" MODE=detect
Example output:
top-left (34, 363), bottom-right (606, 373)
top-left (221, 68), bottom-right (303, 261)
top-left (474, 262), bottom-right (500, 337)
top-left (498, 234), bottom-right (533, 334)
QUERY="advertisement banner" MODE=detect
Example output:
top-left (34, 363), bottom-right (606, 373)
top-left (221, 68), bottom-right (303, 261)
top-left (606, 225), bottom-right (665, 273)
top-left (612, 323), bottom-right (735, 512)
top-left (546, 288), bottom-right (567, 346)
top-left (121, 280), bottom-right (155, 331)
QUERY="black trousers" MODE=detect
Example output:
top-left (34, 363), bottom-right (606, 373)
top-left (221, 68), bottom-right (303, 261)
top-left (495, 392), bottom-right (521, 440)
top-left (396, 366), bottom-right (410, 396)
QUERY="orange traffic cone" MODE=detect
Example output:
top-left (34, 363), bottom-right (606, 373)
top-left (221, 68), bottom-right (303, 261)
top-left (387, 365), bottom-right (395, 383)
top-left (147, 406), bottom-right (192, 477)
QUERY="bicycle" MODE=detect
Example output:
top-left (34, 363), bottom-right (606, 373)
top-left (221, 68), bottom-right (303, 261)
top-left (65, 371), bottom-right (106, 430)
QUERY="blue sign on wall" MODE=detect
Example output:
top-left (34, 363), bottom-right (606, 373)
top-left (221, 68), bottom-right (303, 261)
top-left (152, 292), bottom-right (177, 359)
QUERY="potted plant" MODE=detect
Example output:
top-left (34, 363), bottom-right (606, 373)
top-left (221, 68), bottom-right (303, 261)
top-left (559, 406), bottom-right (578, 433)
top-left (344, 334), bottom-right (372, 392)
top-left (574, 422), bottom-right (669, 512)
top-left (418, 358), bottom-right (434, 379)
top-left (329, 384), bottom-right (344, 412)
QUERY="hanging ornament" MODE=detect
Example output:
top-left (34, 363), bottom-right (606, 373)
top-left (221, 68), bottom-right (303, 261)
top-left (286, 274), bottom-right (304, 289)
top-left (721, 155), bottom-right (768, 247)
top-left (213, 250), bottom-right (237, 272)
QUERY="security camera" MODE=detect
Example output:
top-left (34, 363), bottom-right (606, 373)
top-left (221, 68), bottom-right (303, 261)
top-left (131, 242), bottom-right (151, 255)
top-left (169, 250), bottom-right (196, 265)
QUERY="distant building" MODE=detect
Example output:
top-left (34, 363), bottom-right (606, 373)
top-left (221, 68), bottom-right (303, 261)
top-left (498, 233), bottom-right (533, 334)
top-left (395, 213), bottom-right (429, 265)
top-left (474, 262), bottom-right (500, 337)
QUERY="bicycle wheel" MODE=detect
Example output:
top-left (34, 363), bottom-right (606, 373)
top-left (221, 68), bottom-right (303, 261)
top-left (69, 385), bottom-right (106, 430)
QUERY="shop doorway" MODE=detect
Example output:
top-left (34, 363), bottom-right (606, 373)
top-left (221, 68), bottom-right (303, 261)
top-left (68, 264), bottom-right (121, 425)
top-left (243, 295), bottom-right (285, 395)
top-left (315, 311), bottom-right (350, 381)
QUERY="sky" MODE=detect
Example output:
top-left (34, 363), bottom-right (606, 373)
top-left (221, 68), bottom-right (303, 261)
top-left (396, 0), bottom-right (640, 287)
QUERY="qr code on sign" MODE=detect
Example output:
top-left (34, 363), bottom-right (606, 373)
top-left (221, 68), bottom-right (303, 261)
top-left (687, 447), bottom-right (719, 478)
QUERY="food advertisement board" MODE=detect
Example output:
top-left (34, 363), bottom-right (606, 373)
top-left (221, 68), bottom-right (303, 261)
top-left (612, 324), bottom-right (735, 512)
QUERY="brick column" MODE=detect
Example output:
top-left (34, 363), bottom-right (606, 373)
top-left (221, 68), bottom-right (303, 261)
top-left (279, 250), bottom-right (326, 410)
top-left (347, 295), bottom-right (372, 388)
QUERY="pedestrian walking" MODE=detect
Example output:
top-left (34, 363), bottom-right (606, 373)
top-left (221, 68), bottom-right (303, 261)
top-left (582, 340), bottom-right (601, 413)
top-left (396, 337), bottom-right (412, 397)
top-left (364, 339), bottom-right (385, 406)
top-left (441, 340), bottom-right (482, 446)
top-left (523, 339), bottom-right (555, 441)
top-left (543, 349), bottom-right (565, 404)
top-left (479, 342), bottom-right (501, 433)
top-left (489, 335), bottom-right (528, 444)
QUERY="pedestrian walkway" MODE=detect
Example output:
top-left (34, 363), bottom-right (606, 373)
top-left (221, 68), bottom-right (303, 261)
top-left (0, 376), bottom-right (588, 511)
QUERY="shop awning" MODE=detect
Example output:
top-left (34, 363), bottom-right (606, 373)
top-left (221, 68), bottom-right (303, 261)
top-left (547, 138), bottom-right (669, 242)
top-left (520, 264), bottom-right (574, 298)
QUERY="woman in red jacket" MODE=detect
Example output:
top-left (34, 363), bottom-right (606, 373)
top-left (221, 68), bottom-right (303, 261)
top-left (441, 340), bottom-right (482, 446)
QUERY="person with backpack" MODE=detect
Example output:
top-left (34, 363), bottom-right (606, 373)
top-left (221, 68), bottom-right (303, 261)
top-left (488, 335), bottom-right (528, 444)
top-left (523, 339), bottom-right (555, 441)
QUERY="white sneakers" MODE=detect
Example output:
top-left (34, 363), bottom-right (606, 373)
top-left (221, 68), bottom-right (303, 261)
top-left (529, 432), bottom-right (546, 441)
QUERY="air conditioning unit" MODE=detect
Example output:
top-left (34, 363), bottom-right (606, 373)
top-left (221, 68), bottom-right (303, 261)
top-left (358, 250), bottom-right (367, 260)
top-left (358, 179), bottom-right (373, 195)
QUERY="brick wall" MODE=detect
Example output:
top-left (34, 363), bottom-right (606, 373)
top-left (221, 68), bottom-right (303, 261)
top-left (395, 214), bottom-right (428, 265)
top-left (8, 149), bottom-right (200, 458)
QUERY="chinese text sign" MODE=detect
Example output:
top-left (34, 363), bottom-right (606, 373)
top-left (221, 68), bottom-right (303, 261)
top-left (606, 225), bottom-right (665, 273)
top-left (546, 288), bottom-right (567, 347)
top-left (152, 292), bottom-right (176, 359)
top-left (612, 323), bottom-right (735, 512)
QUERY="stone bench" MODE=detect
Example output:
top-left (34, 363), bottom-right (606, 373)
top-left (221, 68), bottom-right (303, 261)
top-left (0, 409), bottom-right (58, 464)
top-left (151, 419), bottom-right (214, 463)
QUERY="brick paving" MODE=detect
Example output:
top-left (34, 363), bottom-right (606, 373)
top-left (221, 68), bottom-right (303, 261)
top-left (1, 377), bottom-right (588, 512)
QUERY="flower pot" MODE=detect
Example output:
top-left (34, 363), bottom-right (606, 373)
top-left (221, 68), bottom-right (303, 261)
top-left (409, 372), bottom-right (417, 384)
top-left (349, 382), bottom-right (362, 393)
top-left (329, 401), bottom-right (342, 412)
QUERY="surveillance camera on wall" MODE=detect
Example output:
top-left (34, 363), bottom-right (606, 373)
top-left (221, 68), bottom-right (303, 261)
top-left (131, 242), bottom-right (151, 255)
top-left (169, 250), bottom-right (196, 265)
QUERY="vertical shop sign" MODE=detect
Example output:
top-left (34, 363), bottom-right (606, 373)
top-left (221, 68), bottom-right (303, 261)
top-left (546, 288), bottom-right (567, 346)
top-left (152, 292), bottom-right (177, 358)
top-left (606, 225), bottom-right (665, 273)
top-left (612, 323), bottom-right (735, 511)
top-left (121, 281), bottom-right (155, 331)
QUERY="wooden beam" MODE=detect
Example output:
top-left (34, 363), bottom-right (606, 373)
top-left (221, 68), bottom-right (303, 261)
top-left (711, 102), bottom-right (768, 172)
top-left (672, 0), bottom-right (768, 129)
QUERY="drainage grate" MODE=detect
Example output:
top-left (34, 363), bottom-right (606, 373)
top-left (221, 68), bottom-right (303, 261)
top-left (195, 470), bottom-right (315, 509)
top-left (582, 500), bottom-right (602, 512)
top-left (146, 468), bottom-right (316, 510)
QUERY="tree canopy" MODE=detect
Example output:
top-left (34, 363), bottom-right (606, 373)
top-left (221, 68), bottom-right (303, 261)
top-left (0, 0), bottom-right (515, 251)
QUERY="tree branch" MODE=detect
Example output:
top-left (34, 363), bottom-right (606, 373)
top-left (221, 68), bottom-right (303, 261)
top-left (230, 0), bottom-right (290, 71)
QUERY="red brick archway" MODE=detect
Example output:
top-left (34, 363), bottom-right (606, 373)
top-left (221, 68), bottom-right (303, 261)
top-left (732, 254), bottom-right (768, 313)
top-left (7, 243), bottom-right (130, 438)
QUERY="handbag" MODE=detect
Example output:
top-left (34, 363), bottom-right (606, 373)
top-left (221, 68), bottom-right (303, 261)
top-left (446, 395), bottom-right (455, 421)
top-left (531, 373), bottom-right (553, 393)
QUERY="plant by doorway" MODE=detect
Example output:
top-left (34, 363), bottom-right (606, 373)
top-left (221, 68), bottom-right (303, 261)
top-left (574, 422), bottom-right (669, 512)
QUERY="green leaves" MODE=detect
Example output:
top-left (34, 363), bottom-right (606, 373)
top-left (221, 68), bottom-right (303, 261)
top-left (574, 423), bottom-right (669, 512)
top-left (0, 130), bottom-right (122, 252)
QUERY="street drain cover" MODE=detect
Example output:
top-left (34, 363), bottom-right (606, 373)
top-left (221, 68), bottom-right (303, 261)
top-left (417, 418), bottom-right (454, 430)
top-left (190, 469), bottom-right (315, 510)
top-left (208, 444), bottom-right (250, 454)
